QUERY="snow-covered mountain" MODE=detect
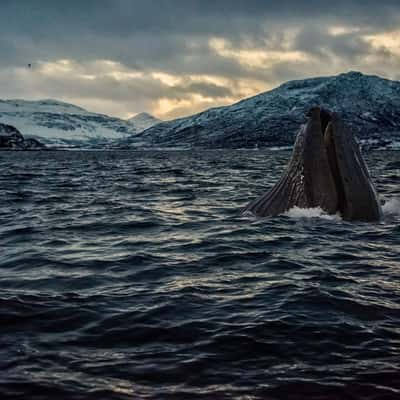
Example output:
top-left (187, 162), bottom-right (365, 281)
top-left (133, 71), bottom-right (400, 149)
top-left (127, 112), bottom-right (162, 132)
top-left (0, 99), bottom-right (139, 147)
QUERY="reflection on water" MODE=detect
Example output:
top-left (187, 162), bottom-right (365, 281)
top-left (0, 150), bottom-right (399, 399)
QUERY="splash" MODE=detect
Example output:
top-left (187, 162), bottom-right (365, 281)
top-left (284, 206), bottom-right (341, 221)
top-left (382, 198), bottom-right (400, 216)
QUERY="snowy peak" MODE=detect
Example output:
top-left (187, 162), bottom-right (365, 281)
top-left (0, 98), bottom-right (139, 146)
top-left (238, 70), bottom-right (400, 110)
top-left (0, 99), bottom-right (89, 115)
top-left (127, 112), bottom-right (162, 132)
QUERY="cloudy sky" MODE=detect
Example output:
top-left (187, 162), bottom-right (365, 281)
top-left (1, 1), bottom-right (400, 120)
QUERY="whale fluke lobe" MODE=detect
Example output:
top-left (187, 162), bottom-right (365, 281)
top-left (328, 113), bottom-right (382, 221)
top-left (244, 107), bottom-right (382, 221)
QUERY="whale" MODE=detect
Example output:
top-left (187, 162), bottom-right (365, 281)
top-left (244, 107), bottom-right (382, 221)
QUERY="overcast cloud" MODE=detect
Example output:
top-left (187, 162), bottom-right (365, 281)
top-left (1, 0), bottom-right (400, 119)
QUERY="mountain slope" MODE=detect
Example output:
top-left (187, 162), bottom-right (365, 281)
top-left (136, 71), bottom-right (400, 149)
top-left (0, 99), bottom-right (139, 147)
top-left (127, 112), bottom-right (162, 132)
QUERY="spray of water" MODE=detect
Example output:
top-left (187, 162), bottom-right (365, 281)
top-left (284, 206), bottom-right (342, 221)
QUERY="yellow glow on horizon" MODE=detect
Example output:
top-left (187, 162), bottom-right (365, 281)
top-left (329, 26), bottom-right (360, 36)
top-left (80, 74), bottom-right (97, 80)
top-left (209, 37), bottom-right (308, 68)
top-left (108, 71), bottom-right (144, 80)
top-left (151, 71), bottom-right (234, 89)
top-left (26, 57), bottom-right (276, 119)
top-left (151, 72), bottom-right (182, 86)
top-left (39, 59), bottom-right (75, 75)
top-left (153, 93), bottom-right (241, 119)
top-left (155, 97), bottom-right (193, 117)
top-left (365, 30), bottom-right (400, 56)
top-left (38, 59), bottom-right (145, 81)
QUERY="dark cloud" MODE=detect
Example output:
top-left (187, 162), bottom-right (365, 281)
top-left (0, 1), bottom-right (399, 118)
top-left (293, 26), bottom-right (373, 60)
top-left (2, 0), bottom-right (399, 65)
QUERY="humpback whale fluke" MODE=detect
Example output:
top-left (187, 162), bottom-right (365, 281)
top-left (244, 107), bottom-right (382, 221)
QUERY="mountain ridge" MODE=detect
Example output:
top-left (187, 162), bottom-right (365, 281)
top-left (0, 99), bottom-right (140, 147)
top-left (1, 71), bottom-right (399, 149)
top-left (133, 71), bottom-right (400, 149)
top-left (127, 112), bottom-right (162, 132)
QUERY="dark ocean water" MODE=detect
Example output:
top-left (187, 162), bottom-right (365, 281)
top-left (0, 149), bottom-right (399, 400)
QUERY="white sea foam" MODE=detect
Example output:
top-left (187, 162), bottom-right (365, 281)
top-left (382, 198), bottom-right (400, 216)
top-left (284, 206), bottom-right (341, 221)
top-left (246, 201), bottom-right (399, 221)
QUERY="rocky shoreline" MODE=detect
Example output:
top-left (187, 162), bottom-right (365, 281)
top-left (0, 123), bottom-right (46, 150)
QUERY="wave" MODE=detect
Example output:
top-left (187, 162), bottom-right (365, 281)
top-left (1, 149), bottom-right (399, 400)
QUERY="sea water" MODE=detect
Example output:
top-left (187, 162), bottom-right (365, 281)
top-left (0, 150), bottom-right (399, 399)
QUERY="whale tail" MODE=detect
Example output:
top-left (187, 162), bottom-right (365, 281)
top-left (244, 107), bottom-right (381, 221)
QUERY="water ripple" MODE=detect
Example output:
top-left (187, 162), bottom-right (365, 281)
top-left (0, 150), bottom-right (399, 399)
